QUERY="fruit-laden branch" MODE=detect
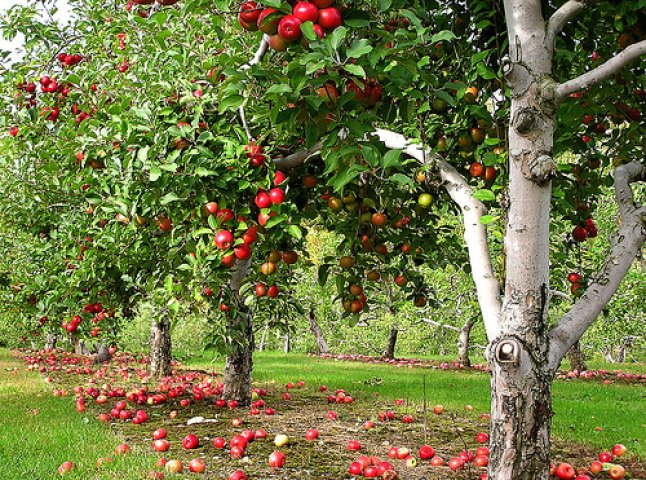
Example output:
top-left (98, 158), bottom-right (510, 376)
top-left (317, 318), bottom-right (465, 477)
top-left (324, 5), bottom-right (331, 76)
top-left (556, 40), bottom-right (646, 99)
top-left (545, 0), bottom-right (594, 48)
top-left (547, 161), bottom-right (646, 370)
top-left (238, 35), bottom-right (270, 141)
top-left (372, 128), bottom-right (502, 341)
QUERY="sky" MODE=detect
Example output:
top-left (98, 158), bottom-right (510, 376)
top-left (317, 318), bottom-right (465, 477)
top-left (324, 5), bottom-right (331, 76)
top-left (0, 0), bottom-right (71, 63)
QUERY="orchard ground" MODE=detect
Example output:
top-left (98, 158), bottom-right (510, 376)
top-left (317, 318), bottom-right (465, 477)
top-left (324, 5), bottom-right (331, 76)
top-left (0, 349), bottom-right (643, 479)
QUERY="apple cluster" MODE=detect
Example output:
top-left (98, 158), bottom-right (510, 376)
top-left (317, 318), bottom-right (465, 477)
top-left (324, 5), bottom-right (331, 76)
top-left (571, 216), bottom-right (598, 243)
top-left (238, 0), bottom-right (343, 51)
top-left (57, 52), bottom-right (84, 67)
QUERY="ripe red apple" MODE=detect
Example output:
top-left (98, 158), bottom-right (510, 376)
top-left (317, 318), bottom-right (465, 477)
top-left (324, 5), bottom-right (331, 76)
top-left (598, 452), bottom-right (613, 463)
top-left (153, 428), bottom-right (167, 440)
top-left (234, 243), bottom-right (252, 260)
top-left (257, 8), bottom-right (281, 34)
top-left (419, 445), bottom-right (435, 460)
top-left (474, 455), bottom-right (489, 467)
top-left (305, 429), bottom-right (319, 440)
top-left (430, 455), bottom-right (444, 466)
top-left (292, 2), bottom-right (319, 22)
top-left (58, 461), bottom-right (74, 475)
top-left (612, 444), bottom-right (627, 457)
top-left (448, 457), bottom-right (465, 471)
top-left (268, 34), bottom-right (288, 52)
top-left (182, 434), bottom-right (199, 450)
top-left (213, 437), bottom-right (226, 449)
top-left (572, 225), bottom-right (588, 242)
top-left (255, 191), bottom-right (272, 209)
top-left (311, 0), bottom-right (334, 7)
top-left (269, 188), bottom-right (285, 204)
top-left (555, 463), bottom-right (576, 480)
top-left (608, 465), bottom-right (625, 480)
top-left (268, 450), bottom-right (286, 468)
top-left (152, 439), bottom-right (170, 452)
top-left (239, 1), bottom-right (261, 24)
top-left (189, 458), bottom-right (206, 473)
top-left (215, 230), bottom-right (234, 249)
top-left (347, 440), bottom-right (361, 451)
top-left (317, 7), bottom-right (342, 30)
top-left (476, 432), bottom-right (489, 443)
top-left (278, 15), bottom-right (303, 41)
top-left (229, 470), bottom-right (247, 480)
top-left (589, 461), bottom-right (603, 474)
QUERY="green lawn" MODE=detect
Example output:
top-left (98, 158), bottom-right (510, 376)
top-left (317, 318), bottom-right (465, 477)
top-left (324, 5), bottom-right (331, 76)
top-left (189, 352), bottom-right (646, 458)
top-left (0, 349), bottom-right (156, 479)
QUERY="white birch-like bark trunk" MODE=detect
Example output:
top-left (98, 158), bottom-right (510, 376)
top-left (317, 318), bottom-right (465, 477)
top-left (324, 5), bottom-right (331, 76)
top-left (149, 308), bottom-right (172, 378)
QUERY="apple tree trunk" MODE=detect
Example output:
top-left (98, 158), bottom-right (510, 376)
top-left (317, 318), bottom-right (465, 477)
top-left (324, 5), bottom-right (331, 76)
top-left (383, 324), bottom-right (398, 359)
top-left (149, 309), bottom-right (172, 378)
top-left (457, 317), bottom-right (474, 367)
top-left (44, 332), bottom-right (58, 350)
top-left (69, 333), bottom-right (90, 356)
top-left (308, 308), bottom-right (329, 354)
top-left (283, 331), bottom-right (291, 353)
top-left (95, 344), bottom-right (112, 364)
top-left (567, 341), bottom-right (587, 371)
top-left (222, 310), bottom-right (254, 405)
top-left (223, 258), bottom-right (254, 406)
top-left (489, 1), bottom-right (558, 478)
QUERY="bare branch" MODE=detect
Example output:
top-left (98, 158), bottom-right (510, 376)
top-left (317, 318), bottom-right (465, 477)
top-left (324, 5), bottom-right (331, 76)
top-left (545, 0), bottom-right (590, 48)
top-left (273, 141), bottom-right (323, 170)
top-left (548, 161), bottom-right (646, 370)
top-left (240, 35), bottom-right (270, 72)
top-left (557, 40), bottom-right (646, 99)
top-left (238, 35), bottom-right (270, 142)
top-left (417, 318), bottom-right (460, 332)
top-left (373, 129), bottom-right (502, 340)
top-left (549, 289), bottom-right (572, 303)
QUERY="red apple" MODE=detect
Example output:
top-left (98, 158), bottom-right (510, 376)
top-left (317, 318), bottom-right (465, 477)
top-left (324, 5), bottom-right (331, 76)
top-left (278, 15), bottom-right (303, 41)
top-left (153, 439), bottom-right (170, 452)
top-left (257, 8), bottom-right (281, 34)
top-left (268, 450), bottom-right (286, 468)
top-left (419, 445), bottom-right (435, 460)
top-left (154, 428), bottom-right (167, 440)
top-left (555, 463), bottom-right (576, 480)
top-left (292, 2), bottom-right (319, 22)
top-left (317, 7), bottom-right (342, 30)
top-left (608, 465), bottom-right (625, 480)
top-left (188, 458), bottom-right (206, 473)
top-left (612, 444), bottom-right (627, 457)
top-left (182, 434), bottom-right (199, 450)
top-left (215, 230), bottom-right (234, 249)
top-left (305, 429), bottom-right (319, 440)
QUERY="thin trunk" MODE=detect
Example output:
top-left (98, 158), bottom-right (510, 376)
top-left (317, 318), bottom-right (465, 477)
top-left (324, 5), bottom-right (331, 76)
top-left (95, 344), bottom-right (112, 364)
top-left (44, 332), bottom-right (58, 350)
top-left (258, 324), bottom-right (269, 352)
top-left (308, 308), bottom-right (329, 354)
top-left (383, 324), bottom-right (398, 359)
top-left (223, 258), bottom-right (254, 406)
top-left (567, 341), bottom-right (587, 371)
top-left (283, 332), bottom-right (291, 353)
top-left (69, 333), bottom-right (90, 356)
top-left (457, 318), bottom-right (475, 367)
top-left (149, 309), bottom-right (172, 378)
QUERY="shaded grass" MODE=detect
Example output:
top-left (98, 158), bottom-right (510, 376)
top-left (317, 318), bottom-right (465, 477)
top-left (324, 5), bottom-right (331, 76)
top-left (0, 350), bottom-right (156, 479)
top-left (188, 352), bottom-right (646, 459)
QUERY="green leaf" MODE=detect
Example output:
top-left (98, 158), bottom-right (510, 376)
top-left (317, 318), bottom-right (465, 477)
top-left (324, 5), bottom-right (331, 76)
top-left (389, 173), bottom-right (415, 187)
top-left (431, 30), bottom-right (457, 43)
top-left (287, 225), bottom-right (302, 239)
top-left (382, 149), bottom-right (402, 169)
top-left (344, 63), bottom-right (366, 78)
top-left (137, 146), bottom-right (150, 163)
top-left (194, 167), bottom-right (216, 177)
top-left (473, 189), bottom-right (496, 202)
top-left (160, 193), bottom-right (181, 205)
top-left (328, 26), bottom-right (347, 52)
top-left (149, 166), bottom-right (162, 182)
top-left (219, 95), bottom-right (245, 112)
top-left (266, 84), bottom-right (292, 95)
top-left (347, 39), bottom-right (373, 59)
top-left (479, 215), bottom-right (498, 225)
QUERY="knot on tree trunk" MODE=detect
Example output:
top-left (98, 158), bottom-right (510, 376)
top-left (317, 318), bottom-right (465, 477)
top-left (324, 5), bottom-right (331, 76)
top-left (515, 150), bottom-right (556, 185)
top-left (512, 107), bottom-right (538, 134)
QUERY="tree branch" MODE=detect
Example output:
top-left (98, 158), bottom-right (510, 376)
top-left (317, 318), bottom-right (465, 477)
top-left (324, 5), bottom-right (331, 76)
top-left (549, 289), bottom-right (572, 303)
top-left (545, 0), bottom-right (590, 48)
top-left (372, 128), bottom-right (502, 340)
top-left (273, 141), bottom-right (323, 170)
top-left (556, 40), bottom-right (646, 99)
top-left (548, 161), bottom-right (646, 370)
top-left (238, 35), bottom-right (270, 141)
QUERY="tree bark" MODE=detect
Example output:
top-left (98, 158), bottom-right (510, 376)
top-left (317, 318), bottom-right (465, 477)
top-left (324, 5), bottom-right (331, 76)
top-left (567, 341), bottom-right (587, 371)
top-left (223, 258), bottom-right (254, 406)
top-left (44, 332), bottom-right (58, 350)
top-left (149, 309), bottom-right (172, 378)
top-left (308, 308), bottom-right (329, 354)
top-left (283, 332), bottom-right (291, 353)
top-left (69, 333), bottom-right (90, 355)
top-left (457, 318), bottom-right (475, 367)
top-left (95, 344), bottom-right (112, 364)
top-left (383, 325), bottom-right (399, 359)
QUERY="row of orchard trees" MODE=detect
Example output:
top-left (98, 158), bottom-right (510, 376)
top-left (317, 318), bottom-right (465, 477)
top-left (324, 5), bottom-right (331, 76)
top-left (1, 0), bottom-right (644, 479)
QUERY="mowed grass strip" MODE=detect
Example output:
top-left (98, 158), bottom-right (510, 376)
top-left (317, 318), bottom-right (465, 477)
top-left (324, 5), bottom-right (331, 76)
top-left (189, 352), bottom-right (646, 459)
top-left (0, 349), bottom-right (155, 479)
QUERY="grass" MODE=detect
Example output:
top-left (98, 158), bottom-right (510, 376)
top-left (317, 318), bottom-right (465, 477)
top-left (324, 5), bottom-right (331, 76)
top-left (0, 349), bottom-right (156, 479)
top-left (189, 352), bottom-right (646, 458)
